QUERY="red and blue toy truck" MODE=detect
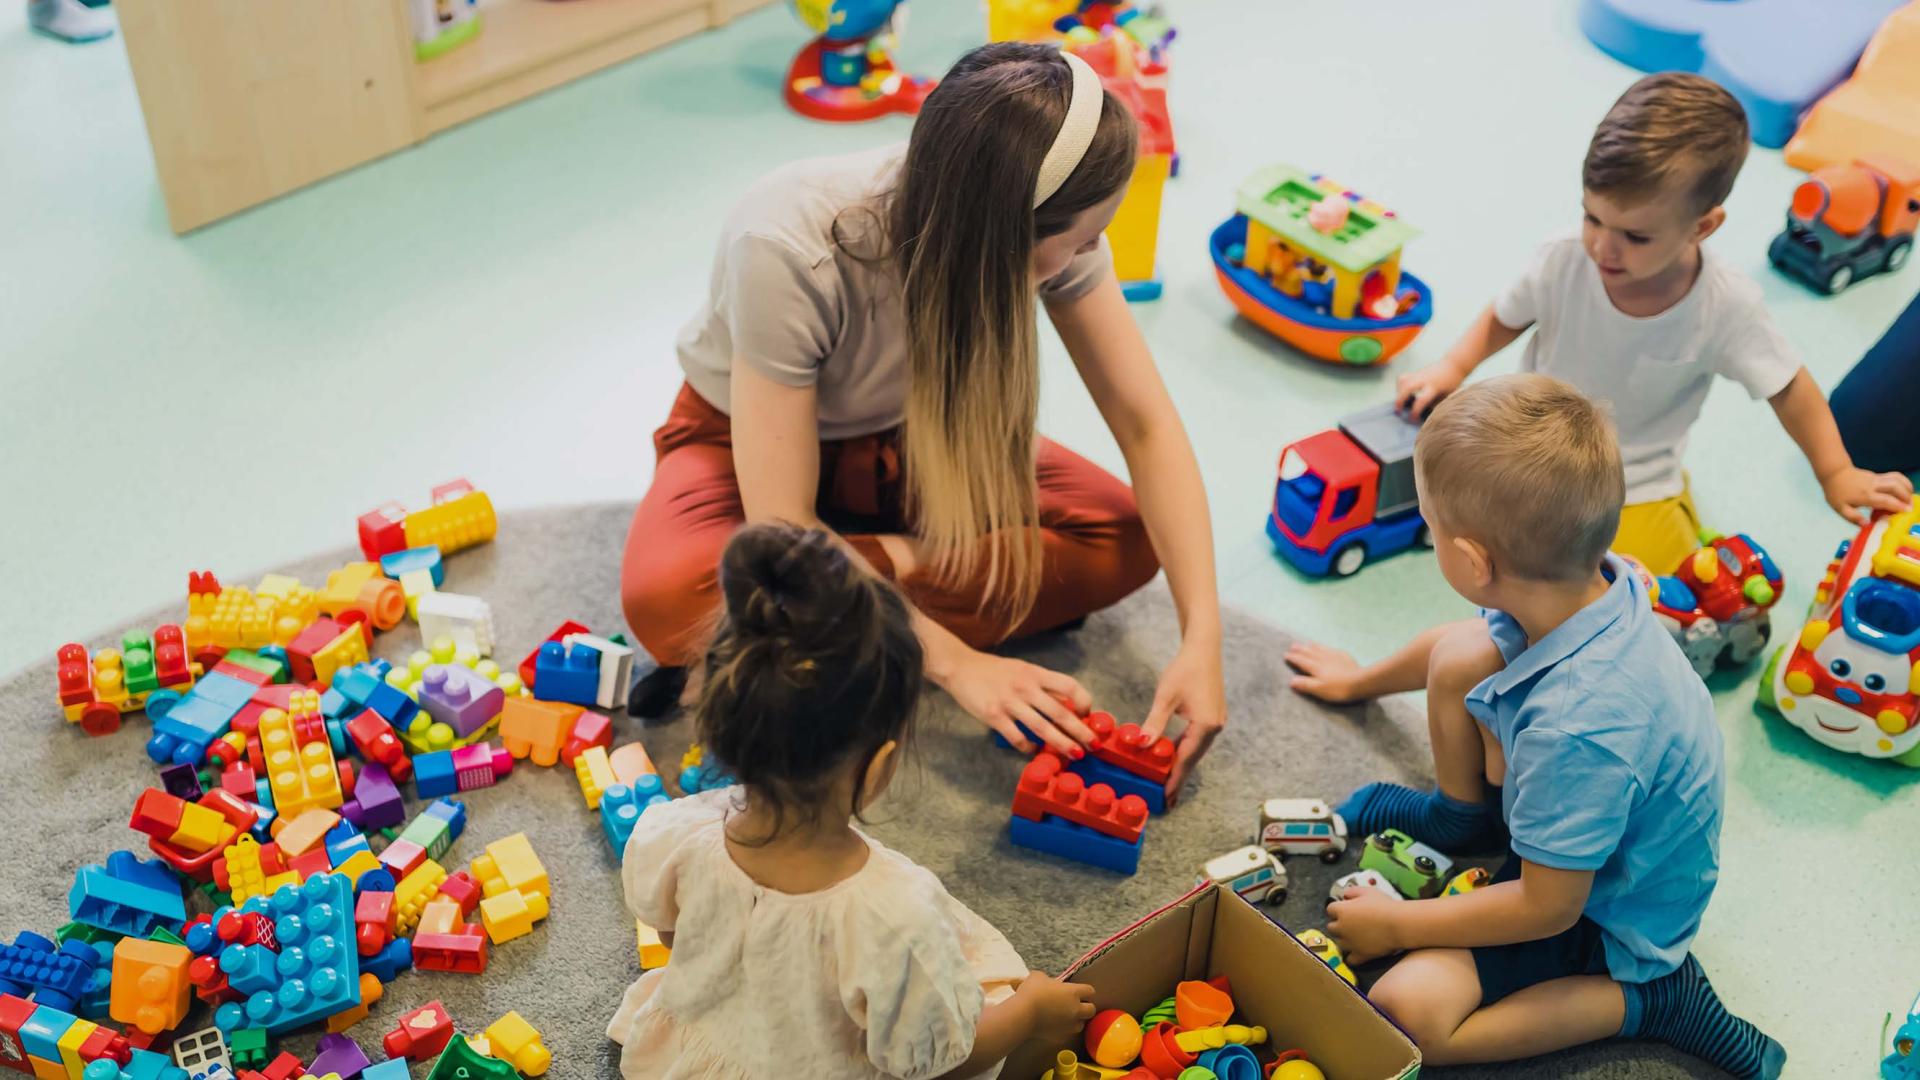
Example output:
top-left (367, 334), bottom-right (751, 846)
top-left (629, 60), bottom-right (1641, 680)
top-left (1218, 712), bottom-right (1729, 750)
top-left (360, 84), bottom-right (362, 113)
top-left (1267, 404), bottom-right (1428, 577)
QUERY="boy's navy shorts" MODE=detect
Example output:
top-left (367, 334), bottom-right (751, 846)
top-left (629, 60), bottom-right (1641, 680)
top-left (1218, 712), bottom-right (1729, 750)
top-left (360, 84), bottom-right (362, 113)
top-left (1470, 849), bottom-right (1612, 1006)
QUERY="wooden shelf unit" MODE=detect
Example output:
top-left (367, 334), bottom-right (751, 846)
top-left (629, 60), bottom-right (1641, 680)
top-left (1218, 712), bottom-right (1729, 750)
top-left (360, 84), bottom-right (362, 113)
top-left (118, 0), bottom-right (771, 233)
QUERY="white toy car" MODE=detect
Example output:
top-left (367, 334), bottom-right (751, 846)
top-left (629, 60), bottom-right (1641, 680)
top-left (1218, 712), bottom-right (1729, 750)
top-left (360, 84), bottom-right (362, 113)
top-left (1257, 798), bottom-right (1349, 863)
top-left (1328, 869), bottom-right (1401, 904)
top-left (1201, 845), bottom-right (1289, 904)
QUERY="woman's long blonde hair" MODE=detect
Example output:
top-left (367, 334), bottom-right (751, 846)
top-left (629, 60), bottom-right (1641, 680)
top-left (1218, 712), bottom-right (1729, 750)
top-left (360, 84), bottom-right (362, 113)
top-left (885, 43), bottom-right (1136, 636)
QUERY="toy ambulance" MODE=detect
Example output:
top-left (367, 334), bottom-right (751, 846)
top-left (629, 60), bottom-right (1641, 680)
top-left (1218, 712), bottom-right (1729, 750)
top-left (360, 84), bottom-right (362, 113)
top-left (1257, 798), bottom-right (1349, 863)
top-left (1329, 869), bottom-right (1401, 904)
top-left (1200, 845), bottom-right (1289, 905)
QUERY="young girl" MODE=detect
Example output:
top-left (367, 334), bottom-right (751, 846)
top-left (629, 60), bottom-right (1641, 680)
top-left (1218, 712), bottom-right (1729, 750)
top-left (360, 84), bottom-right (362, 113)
top-left (620, 42), bottom-right (1226, 801)
top-left (608, 523), bottom-right (1097, 1078)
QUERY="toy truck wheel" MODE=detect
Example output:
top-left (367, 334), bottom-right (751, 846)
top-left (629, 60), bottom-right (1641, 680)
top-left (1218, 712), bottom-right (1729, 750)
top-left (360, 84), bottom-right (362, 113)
top-left (1826, 265), bottom-right (1854, 294)
top-left (78, 702), bottom-right (121, 736)
top-left (1888, 239), bottom-right (1912, 274)
top-left (1332, 543), bottom-right (1366, 577)
top-left (1413, 855), bottom-right (1437, 875)
top-left (1320, 847), bottom-right (1342, 865)
top-left (1265, 885), bottom-right (1288, 905)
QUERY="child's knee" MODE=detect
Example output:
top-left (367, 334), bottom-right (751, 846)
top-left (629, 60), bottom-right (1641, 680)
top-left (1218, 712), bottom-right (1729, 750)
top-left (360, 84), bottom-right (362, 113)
top-left (1368, 981), bottom-right (1452, 1050)
top-left (1427, 621), bottom-right (1505, 697)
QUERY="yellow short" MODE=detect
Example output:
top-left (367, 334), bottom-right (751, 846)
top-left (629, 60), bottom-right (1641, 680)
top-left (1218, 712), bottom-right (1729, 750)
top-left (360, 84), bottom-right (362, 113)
top-left (1614, 483), bottom-right (1706, 574)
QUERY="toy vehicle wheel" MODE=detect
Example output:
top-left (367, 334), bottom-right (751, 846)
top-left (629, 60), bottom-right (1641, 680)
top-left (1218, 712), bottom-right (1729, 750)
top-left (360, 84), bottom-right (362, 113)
top-left (1887, 239), bottom-right (1912, 274)
top-left (78, 702), bottom-right (121, 737)
top-left (1320, 848), bottom-right (1342, 864)
top-left (1826, 264), bottom-right (1853, 294)
top-left (1332, 543), bottom-right (1366, 577)
top-left (1414, 855), bottom-right (1437, 875)
top-left (1266, 886), bottom-right (1288, 905)
top-left (145, 689), bottom-right (181, 722)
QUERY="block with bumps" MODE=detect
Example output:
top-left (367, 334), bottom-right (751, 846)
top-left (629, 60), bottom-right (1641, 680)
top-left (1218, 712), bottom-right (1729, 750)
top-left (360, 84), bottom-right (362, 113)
top-left (498, 698), bottom-right (580, 768)
top-left (1084, 711), bottom-right (1176, 784)
top-left (480, 1012), bottom-right (550, 1076)
top-left (416, 593), bottom-right (495, 658)
top-left (108, 939), bottom-right (192, 1036)
top-left (1010, 753), bottom-right (1149, 843)
top-left (477, 889), bottom-right (548, 945)
top-left (470, 833), bottom-right (548, 900)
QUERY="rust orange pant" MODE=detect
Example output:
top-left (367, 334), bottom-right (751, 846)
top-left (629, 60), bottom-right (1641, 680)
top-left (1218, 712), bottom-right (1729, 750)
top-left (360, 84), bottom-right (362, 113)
top-left (621, 384), bottom-right (1161, 666)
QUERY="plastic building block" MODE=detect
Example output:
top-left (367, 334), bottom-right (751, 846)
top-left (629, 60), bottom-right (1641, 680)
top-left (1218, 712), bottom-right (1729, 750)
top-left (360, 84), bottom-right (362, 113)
top-left (225, 1028), bottom-right (267, 1069)
top-left (636, 921), bottom-right (670, 970)
top-left (0, 992), bottom-right (34, 1071)
top-left (425, 1037), bottom-right (516, 1080)
top-left (339, 764), bottom-right (403, 832)
top-left (1082, 712), bottom-right (1175, 784)
top-left (377, 841), bottom-right (425, 883)
top-left (82, 1048), bottom-right (187, 1080)
top-left (68, 853), bottom-right (186, 939)
top-left (318, 563), bottom-right (406, 632)
top-left (170, 1029), bottom-right (229, 1078)
top-left (573, 746), bottom-right (616, 810)
top-left (471, 833), bottom-right (548, 900)
top-left (398, 569), bottom-right (437, 620)
top-left (323, 974), bottom-right (382, 1034)
top-left (517, 622), bottom-right (590, 690)
top-left (257, 706), bottom-right (346, 820)
top-left (401, 481), bottom-right (496, 557)
top-left (0, 933), bottom-right (104, 1012)
top-left (415, 898), bottom-right (461, 938)
top-left (411, 928), bottom-right (487, 975)
top-left (269, 809), bottom-right (339, 858)
top-left (477, 889), bottom-right (548, 946)
top-left (416, 666), bottom-right (504, 741)
top-left (355, 891), bottom-right (394, 955)
top-left (411, 752), bottom-right (457, 800)
top-left (108, 941), bottom-right (191, 1036)
top-left (130, 790), bottom-right (239, 856)
top-left (286, 621), bottom-right (353, 689)
top-left (558, 710), bottom-right (610, 767)
top-left (215, 836), bottom-right (296, 906)
top-left (396, 799), bottom-right (466, 862)
top-left (1174, 1024), bottom-right (1268, 1054)
top-left (148, 671), bottom-right (261, 767)
top-left (379, 546), bottom-right (444, 586)
top-left (451, 744), bottom-right (511, 794)
top-left (600, 776), bottom-right (671, 853)
top-left (382, 1002), bottom-right (453, 1062)
top-left (1007, 814), bottom-right (1142, 874)
top-left (481, 1012), bottom-right (549, 1076)
top-left (56, 628), bottom-right (198, 737)
top-left (250, 1051), bottom-right (304, 1080)
top-left (559, 632), bottom-right (634, 710)
top-left (147, 791), bottom-right (260, 884)
top-left (1067, 753), bottom-right (1165, 815)
top-left (343, 714), bottom-right (412, 785)
top-left (497, 698), bottom-right (580, 768)
top-left (607, 742), bottom-right (657, 785)
top-left (1011, 753), bottom-right (1149, 843)
top-left (359, 1062), bottom-right (408, 1080)
top-left (532, 642), bottom-right (599, 706)
top-left (417, 594), bottom-right (495, 658)
top-left (209, 874), bottom-right (360, 1034)
top-left (356, 502), bottom-right (408, 562)
top-left (1578, 0), bottom-right (1906, 148)
top-left (158, 766), bottom-right (202, 802)
top-left (392, 861), bottom-right (448, 936)
top-left (331, 852), bottom-right (383, 893)
top-left (358, 940), bottom-right (410, 986)
top-left (1787, 4), bottom-right (1920, 171)
top-left (308, 1033), bottom-right (369, 1080)
top-left (434, 872), bottom-right (482, 919)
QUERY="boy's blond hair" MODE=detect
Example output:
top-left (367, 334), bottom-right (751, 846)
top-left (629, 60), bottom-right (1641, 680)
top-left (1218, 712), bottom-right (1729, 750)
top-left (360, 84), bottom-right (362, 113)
top-left (1415, 374), bottom-right (1624, 582)
top-left (1584, 72), bottom-right (1749, 217)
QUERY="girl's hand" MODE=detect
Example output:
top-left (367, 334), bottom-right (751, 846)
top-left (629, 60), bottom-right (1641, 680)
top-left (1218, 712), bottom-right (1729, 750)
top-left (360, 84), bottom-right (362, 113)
top-left (942, 648), bottom-right (1095, 757)
top-left (1820, 466), bottom-right (1914, 525)
top-left (1142, 637), bottom-right (1225, 806)
top-left (1284, 640), bottom-right (1366, 703)
top-left (1011, 971), bottom-right (1097, 1045)
top-left (1325, 889), bottom-right (1405, 966)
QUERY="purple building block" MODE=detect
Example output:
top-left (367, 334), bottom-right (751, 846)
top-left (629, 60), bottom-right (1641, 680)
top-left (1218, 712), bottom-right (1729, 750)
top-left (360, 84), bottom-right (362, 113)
top-left (159, 764), bottom-right (202, 800)
top-left (309, 1032), bottom-right (371, 1078)
top-left (341, 762), bottom-right (404, 830)
top-left (417, 665), bottom-right (504, 739)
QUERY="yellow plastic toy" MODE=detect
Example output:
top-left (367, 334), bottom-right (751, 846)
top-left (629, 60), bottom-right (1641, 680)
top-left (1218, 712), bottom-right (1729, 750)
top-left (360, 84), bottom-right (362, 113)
top-left (1040, 1048), bottom-right (1130, 1080)
top-left (478, 888), bottom-right (550, 945)
top-left (1173, 1024), bottom-right (1268, 1053)
top-left (481, 1011), bottom-right (552, 1076)
top-left (637, 920), bottom-right (671, 969)
top-left (472, 833), bottom-right (550, 899)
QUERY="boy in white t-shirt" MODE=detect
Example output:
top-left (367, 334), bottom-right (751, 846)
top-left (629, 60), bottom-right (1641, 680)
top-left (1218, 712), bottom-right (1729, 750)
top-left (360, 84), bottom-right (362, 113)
top-left (1395, 72), bottom-right (1912, 573)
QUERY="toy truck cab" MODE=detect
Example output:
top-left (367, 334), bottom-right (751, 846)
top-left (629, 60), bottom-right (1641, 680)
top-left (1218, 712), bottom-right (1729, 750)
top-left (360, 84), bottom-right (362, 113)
top-left (1199, 845), bottom-right (1288, 905)
top-left (1763, 498), bottom-right (1920, 764)
top-left (1770, 155), bottom-right (1920, 294)
top-left (1267, 404), bottom-right (1427, 577)
top-left (1648, 534), bottom-right (1784, 677)
top-left (1256, 798), bottom-right (1348, 863)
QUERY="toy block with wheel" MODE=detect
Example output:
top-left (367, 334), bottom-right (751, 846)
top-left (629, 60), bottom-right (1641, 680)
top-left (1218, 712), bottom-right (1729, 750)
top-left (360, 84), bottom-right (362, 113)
top-left (382, 1002), bottom-right (454, 1062)
top-left (317, 563), bottom-right (406, 632)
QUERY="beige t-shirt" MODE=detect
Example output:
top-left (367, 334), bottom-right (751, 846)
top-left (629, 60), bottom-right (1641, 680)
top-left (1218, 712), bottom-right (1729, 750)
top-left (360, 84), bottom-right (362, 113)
top-left (676, 143), bottom-right (1114, 440)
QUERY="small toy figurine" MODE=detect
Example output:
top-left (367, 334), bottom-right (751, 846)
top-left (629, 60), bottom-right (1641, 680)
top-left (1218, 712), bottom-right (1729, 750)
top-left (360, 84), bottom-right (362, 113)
top-left (1769, 156), bottom-right (1918, 295)
top-left (784, 0), bottom-right (933, 123)
top-left (1329, 869), bottom-right (1403, 904)
top-left (1256, 798), bottom-right (1348, 863)
top-left (1886, 989), bottom-right (1920, 1078)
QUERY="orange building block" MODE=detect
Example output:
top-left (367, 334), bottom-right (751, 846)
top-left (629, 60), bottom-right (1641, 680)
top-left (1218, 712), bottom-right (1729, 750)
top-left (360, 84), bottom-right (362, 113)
top-left (498, 698), bottom-right (580, 768)
top-left (109, 938), bottom-right (193, 1035)
top-left (270, 808), bottom-right (341, 857)
top-left (319, 563), bottom-right (407, 631)
top-left (326, 973), bottom-right (384, 1033)
top-left (608, 742), bottom-right (657, 786)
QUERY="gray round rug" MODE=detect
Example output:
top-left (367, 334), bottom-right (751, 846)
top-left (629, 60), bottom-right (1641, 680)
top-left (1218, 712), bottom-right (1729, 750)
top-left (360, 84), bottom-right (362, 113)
top-left (0, 503), bottom-right (1714, 1077)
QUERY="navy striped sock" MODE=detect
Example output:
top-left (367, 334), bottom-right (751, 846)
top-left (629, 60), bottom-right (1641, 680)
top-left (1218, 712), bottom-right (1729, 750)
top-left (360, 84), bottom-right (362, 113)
top-left (1620, 954), bottom-right (1784, 1079)
top-left (1334, 782), bottom-right (1505, 852)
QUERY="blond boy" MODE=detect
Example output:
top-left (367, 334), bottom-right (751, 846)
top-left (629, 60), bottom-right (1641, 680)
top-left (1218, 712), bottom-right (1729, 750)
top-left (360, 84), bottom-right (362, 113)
top-left (1292, 376), bottom-right (1781, 1077)
top-left (1395, 72), bottom-right (1911, 572)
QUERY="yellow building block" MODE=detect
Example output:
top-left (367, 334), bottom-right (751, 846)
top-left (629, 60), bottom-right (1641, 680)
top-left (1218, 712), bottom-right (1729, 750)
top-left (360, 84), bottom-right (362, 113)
top-left (417, 897), bottom-right (462, 938)
top-left (393, 859), bottom-right (448, 935)
top-left (478, 889), bottom-right (549, 945)
top-left (56, 1018), bottom-right (96, 1080)
top-left (259, 707), bottom-right (345, 819)
top-left (1107, 151), bottom-right (1171, 286)
top-left (256, 573), bottom-right (320, 642)
top-left (222, 834), bottom-right (298, 904)
top-left (333, 850), bottom-right (383, 890)
top-left (482, 1012), bottom-right (551, 1076)
top-left (574, 746), bottom-right (615, 810)
top-left (400, 568), bottom-right (436, 618)
top-left (169, 799), bottom-right (235, 854)
top-left (326, 974), bottom-right (384, 1033)
top-left (403, 488), bottom-right (497, 556)
top-left (271, 807), bottom-right (341, 857)
top-left (637, 920), bottom-right (670, 970)
top-left (311, 623), bottom-right (371, 690)
top-left (471, 833), bottom-right (549, 900)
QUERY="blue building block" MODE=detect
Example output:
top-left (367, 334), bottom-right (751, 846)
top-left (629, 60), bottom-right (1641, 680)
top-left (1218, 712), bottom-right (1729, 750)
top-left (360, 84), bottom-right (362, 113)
top-left (83, 1047), bottom-right (192, 1080)
top-left (146, 672), bottom-right (257, 765)
top-left (324, 821), bottom-right (371, 867)
top-left (184, 919), bottom-right (218, 956)
top-left (532, 641), bottom-right (600, 705)
top-left (1577, 0), bottom-right (1907, 148)
top-left (0, 932), bottom-right (103, 1011)
top-left (217, 942), bottom-right (279, 995)
top-left (1069, 754), bottom-right (1167, 815)
top-left (678, 763), bottom-right (736, 795)
top-left (412, 750), bottom-right (457, 798)
top-left (1007, 814), bottom-right (1142, 875)
top-left (77, 941), bottom-right (113, 1019)
top-left (19, 1004), bottom-right (74, 1061)
top-left (601, 775), bottom-right (671, 854)
top-left (208, 874), bottom-right (360, 1035)
top-left (379, 546), bottom-right (445, 585)
top-left (362, 1059), bottom-right (412, 1080)
top-left (363, 681), bottom-right (416, 730)
top-left (396, 798), bottom-right (465, 859)
top-left (360, 937), bottom-right (412, 984)
top-left (324, 664), bottom-right (383, 720)
top-left (354, 869), bottom-right (396, 897)
top-left (68, 852), bottom-right (186, 939)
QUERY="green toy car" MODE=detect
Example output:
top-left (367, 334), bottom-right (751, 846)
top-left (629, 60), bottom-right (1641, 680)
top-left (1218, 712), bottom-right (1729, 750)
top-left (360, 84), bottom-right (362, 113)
top-left (1358, 829), bottom-right (1453, 899)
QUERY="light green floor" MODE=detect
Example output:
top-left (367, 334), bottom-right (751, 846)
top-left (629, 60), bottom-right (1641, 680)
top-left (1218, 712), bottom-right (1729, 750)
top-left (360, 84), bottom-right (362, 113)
top-left (4, 1), bottom-right (1917, 1074)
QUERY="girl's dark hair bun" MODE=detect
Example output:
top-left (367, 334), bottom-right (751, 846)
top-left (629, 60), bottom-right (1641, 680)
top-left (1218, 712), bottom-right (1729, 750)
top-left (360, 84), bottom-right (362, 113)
top-left (719, 524), bottom-right (859, 652)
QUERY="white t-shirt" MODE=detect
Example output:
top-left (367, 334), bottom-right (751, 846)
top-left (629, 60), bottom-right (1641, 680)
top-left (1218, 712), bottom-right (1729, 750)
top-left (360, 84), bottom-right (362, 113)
top-left (607, 789), bottom-right (1027, 1080)
top-left (1492, 236), bottom-right (1801, 503)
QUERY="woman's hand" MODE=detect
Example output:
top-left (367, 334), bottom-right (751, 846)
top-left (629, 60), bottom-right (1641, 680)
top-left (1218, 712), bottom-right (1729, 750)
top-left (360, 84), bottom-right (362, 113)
top-left (941, 648), bottom-right (1095, 757)
top-left (1142, 636), bottom-right (1226, 806)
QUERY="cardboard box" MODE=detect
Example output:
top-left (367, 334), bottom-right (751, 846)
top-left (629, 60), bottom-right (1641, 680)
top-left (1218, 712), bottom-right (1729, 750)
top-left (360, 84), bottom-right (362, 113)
top-left (1004, 883), bottom-right (1421, 1079)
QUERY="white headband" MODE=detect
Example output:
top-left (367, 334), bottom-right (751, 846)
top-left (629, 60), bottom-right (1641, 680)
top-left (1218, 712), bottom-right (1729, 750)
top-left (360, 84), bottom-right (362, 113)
top-left (1033, 51), bottom-right (1104, 209)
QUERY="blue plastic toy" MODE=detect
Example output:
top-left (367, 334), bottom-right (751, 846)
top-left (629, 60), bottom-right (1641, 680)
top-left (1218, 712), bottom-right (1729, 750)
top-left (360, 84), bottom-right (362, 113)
top-left (68, 851), bottom-right (186, 938)
top-left (1267, 403), bottom-right (1427, 578)
top-left (82, 1047), bottom-right (190, 1080)
top-left (209, 874), bottom-right (360, 1034)
top-left (0, 932), bottom-right (107, 1012)
top-left (1886, 989), bottom-right (1920, 1079)
top-left (1008, 814), bottom-right (1143, 875)
top-left (601, 776), bottom-right (672, 853)
top-left (1198, 1044), bottom-right (1262, 1080)
top-left (378, 545), bottom-right (444, 586)
top-left (1578, 0), bottom-right (1908, 148)
top-left (147, 670), bottom-right (256, 765)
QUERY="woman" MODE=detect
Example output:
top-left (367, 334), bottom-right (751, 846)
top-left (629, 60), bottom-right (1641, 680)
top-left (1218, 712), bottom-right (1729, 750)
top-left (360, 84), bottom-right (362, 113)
top-left (621, 43), bottom-right (1225, 800)
top-left (1830, 288), bottom-right (1920, 476)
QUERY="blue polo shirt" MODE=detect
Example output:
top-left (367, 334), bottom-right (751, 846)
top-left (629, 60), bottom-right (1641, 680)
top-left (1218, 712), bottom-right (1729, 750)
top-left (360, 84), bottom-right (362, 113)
top-left (1466, 554), bottom-right (1724, 984)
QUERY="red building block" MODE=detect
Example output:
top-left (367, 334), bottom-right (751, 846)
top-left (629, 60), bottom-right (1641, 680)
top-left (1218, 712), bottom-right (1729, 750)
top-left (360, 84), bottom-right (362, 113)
top-left (188, 953), bottom-right (240, 1007)
top-left (560, 710), bottom-right (612, 767)
top-left (255, 1050), bottom-right (306, 1080)
top-left (1085, 711), bottom-right (1175, 784)
top-left (383, 1001), bottom-right (454, 1061)
top-left (286, 618), bottom-right (350, 685)
top-left (0, 992), bottom-right (35, 1074)
top-left (434, 871), bottom-right (481, 919)
top-left (345, 712), bottom-right (412, 783)
top-left (1011, 753), bottom-right (1149, 843)
top-left (287, 848), bottom-right (331, 881)
top-left (77, 1025), bottom-right (129, 1068)
top-left (378, 839), bottom-right (425, 880)
top-left (518, 621), bottom-right (591, 690)
top-left (358, 502), bottom-right (408, 561)
top-left (412, 929), bottom-right (488, 975)
top-left (356, 892), bottom-right (394, 955)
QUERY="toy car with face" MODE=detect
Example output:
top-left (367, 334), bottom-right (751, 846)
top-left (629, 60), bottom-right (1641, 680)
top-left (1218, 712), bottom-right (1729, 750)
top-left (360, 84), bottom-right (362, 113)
top-left (1328, 869), bottom-right (1401, 904)
top-left (1199, 845), bottom-right (1288, 905)
top-left (1644, 534), bottom-right (1784, 678)
top-left (1357, 829), bottom-right (1452, 899)
top-left (1759, 498), bottom-right (1920, 764)
top-left (1257, 798), bottom-right (1348, 863)
top-left (1295, 929), bottom-right (1355, 986)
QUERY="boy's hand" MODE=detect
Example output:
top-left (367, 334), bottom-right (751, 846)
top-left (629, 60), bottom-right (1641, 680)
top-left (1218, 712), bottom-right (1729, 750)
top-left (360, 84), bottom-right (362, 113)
top-left (1325, 889), bottom-right (1404, 965)
top-left (1394, 361), bottom-right (1466, 419)
top-left (1819, 466), bottom-right (1914, 526)
top-left (1010, 970), bottom-right (1097, 1044)
top-left (1285, 641), bottom-right (1366, 703)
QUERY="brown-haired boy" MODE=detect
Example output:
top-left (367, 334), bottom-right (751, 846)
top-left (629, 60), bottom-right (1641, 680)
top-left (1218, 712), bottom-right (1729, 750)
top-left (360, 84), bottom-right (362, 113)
top-left (1292, 375), bottom-right (1782, 1077)
top-left (1395, 71), bottom-right (1911, 573)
